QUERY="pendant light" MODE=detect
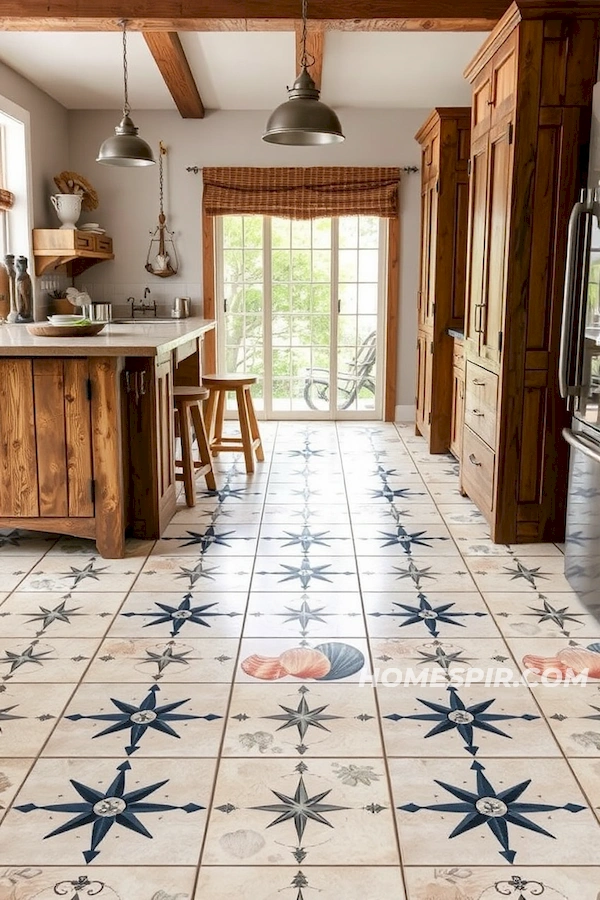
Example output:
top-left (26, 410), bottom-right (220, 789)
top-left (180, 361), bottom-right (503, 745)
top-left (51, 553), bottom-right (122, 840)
top-left (97, 20), bottom-right (155, 167)
top-left (262, 0), bottom-right (344, 146)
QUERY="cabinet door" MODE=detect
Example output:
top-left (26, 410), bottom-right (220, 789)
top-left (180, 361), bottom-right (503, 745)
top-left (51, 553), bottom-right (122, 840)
top-left (471, 60), bottom-right (493, 144)
top-left (418, 179), bottom-right (437, 329)
top-left (480, 117), bottom-right (513, 366)
top-left (490, 32), bottom-right (517, 127)
top-left (465, 133), bottom-right (489, 356)
top-left (0, 358), bottom-right (94, 518)
top-left (415, 330), bottom-right (432, 437)
top-left (450, 366), bottom-right (465, 460)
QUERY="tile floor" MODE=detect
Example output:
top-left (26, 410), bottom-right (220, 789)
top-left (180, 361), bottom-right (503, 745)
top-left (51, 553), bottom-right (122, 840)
top-left (0, 422), bottom-right (599, 899)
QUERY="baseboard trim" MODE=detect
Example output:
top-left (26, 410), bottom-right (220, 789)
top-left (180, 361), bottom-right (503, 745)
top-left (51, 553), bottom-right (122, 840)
top-left (395, 404), bottom-right (415, 423)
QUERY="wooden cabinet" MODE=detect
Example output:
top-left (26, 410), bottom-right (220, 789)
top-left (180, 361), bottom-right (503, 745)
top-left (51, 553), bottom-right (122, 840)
top-left (32, 229), bottom-right (114, 277)
top-left (450, 337), bottom-right (465, 460)
top-left (461, 2), bottom-right (600, 542)
top-left (415, 108), bottom-right (471, 452)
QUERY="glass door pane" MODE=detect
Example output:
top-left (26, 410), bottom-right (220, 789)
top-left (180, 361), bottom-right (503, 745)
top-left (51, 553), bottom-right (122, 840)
top-left (336, 216), bottom-right (381, 413)
top-left (221, 215), bottom-right (264, 410)
top-left (272, 217), bottom-right (332, 413)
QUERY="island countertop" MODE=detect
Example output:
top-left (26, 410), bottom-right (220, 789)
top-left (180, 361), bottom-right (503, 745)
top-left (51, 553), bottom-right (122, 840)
top-left (0, 317), bottom-right (215, 357)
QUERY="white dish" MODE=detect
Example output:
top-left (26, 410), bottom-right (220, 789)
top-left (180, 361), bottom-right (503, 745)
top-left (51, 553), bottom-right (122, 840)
top-left (80, 222), bottom-right (100, 228)
top-left (48, 315), bottom-right (85, 324)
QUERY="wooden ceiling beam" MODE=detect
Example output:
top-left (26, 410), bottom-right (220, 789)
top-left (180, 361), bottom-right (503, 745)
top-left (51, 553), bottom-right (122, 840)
top-left (0, 17), bottom-right (497, 31)
top-left (296, 24), bottom-right (324, 89)
top-left (143, 31), bottom-right (204, 118)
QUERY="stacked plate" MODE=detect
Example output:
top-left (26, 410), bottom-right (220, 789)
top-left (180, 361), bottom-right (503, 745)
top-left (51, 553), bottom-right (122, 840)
top-left (47, 314), bottom-right (86, 325)
top-left (79, 223), bottom-right (106, 234)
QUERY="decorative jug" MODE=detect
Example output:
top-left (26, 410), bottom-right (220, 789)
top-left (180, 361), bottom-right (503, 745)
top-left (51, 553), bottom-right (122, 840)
top-left (51, 193), bottom-right (82, 229)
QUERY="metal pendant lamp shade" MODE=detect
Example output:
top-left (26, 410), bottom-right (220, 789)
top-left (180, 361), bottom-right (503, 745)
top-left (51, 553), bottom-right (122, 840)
top-left (263, 67), bottom-right (344, 146)
top-left (97, 22), bottom-right (155, 167)
top-left (263, 0), bottom-right (344, 146)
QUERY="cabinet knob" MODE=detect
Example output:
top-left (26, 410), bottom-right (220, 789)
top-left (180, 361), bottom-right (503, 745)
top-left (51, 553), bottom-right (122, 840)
top-left (469, 453), bottom-right (482, 467)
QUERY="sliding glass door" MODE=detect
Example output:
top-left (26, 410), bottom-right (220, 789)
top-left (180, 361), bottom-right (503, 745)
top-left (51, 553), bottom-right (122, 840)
top-left (217, 214), bottom-right (387, 419)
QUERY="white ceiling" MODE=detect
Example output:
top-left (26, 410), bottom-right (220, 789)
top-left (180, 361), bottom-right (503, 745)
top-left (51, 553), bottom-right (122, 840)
top-left (0, 29), bottom-right (488, 111)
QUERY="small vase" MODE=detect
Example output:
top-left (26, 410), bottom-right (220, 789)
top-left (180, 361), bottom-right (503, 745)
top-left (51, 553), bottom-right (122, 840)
top-left (51, 193), bottom-right (82, 230)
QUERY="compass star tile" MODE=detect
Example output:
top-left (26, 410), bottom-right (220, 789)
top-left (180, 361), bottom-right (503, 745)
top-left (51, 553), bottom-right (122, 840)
top-left (243, 593), bottom-right (365, 639)
top-left (483, 592), bottom-right (600, 639)
top-left (0, 867), bottom-right (197, 900)
top-left (258, 525), bottom-right (353, 557)
top-left (252, 557), bottom-right (359, 593)
top-left (202, 758), bottom-right (398, 865)
top-left (195, 866), bottom-right (405, 900)
top-left (364, 592), bottom-right (498, 639)
top-left (357, 557), bottom-right (476, 592)
top-left (465, 557), bottom-right (574, 593)
top-left (0, 639), bottom-right (99, 683)
top-left (223, 683), bottom-right (382, 757)
top-left (378, 683), bottom-right (557, 758)
top-left (368, 638), bottom-right (517, 683)
top-left (0, 558), bottom-right (43, 592)
top-left (134, 558), bottom-right (253, 593)
top-left (392, 756), bottom-right (598, 865)
top-left (0, 757), bottom-right (214, 864)
top-left (0, 593), bottom-right (126, 638)
top-left (109, 592), bottom-right (247, 639)
top-left (403, 866), bottom-right (600, 899)
top-left (260, 505), bottom-right (351, 526)
top-left (0, 528), bottom-right (56, 555)
top-left (152, 523), bottom-right (259, 557)
top-left (352, 522), bottom-right (456, 556)
top-left (44, 682), bottom-right (229, 757)
top-left (0, 683), bottom-right (73, 757)
top-left (16, 558), bottom-right (143, 593)
top-left (83, 638), bottom-right (238, 683)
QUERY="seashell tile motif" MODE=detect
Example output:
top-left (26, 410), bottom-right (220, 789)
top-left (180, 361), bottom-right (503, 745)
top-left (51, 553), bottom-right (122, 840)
top-left (240, 642), bottom-right (364, 681)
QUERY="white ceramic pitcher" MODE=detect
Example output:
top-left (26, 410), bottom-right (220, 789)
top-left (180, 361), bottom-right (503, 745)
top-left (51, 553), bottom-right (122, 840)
top-left (51, 193), bottom-right (82, 229)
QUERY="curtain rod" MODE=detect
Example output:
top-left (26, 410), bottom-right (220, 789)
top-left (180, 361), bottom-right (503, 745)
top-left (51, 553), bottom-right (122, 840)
top-left (185, 165), bottom-right (419, 174)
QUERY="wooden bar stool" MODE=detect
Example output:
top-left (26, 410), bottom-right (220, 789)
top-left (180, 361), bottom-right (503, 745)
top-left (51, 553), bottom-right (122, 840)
top-left (174, 386), bottom-right (217, 506)
top-left (202, 374), bottom-right (264, 474)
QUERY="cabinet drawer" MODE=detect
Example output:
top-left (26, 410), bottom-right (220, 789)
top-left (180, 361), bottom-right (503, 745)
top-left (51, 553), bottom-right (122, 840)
top-left (465, 362), bottom-right (498, 448)
top-left (95, 235), bottom-right (113, 253)
top-left (74, 233), bottom-right (95, 251)
top-left (462, 426), bottom-right (495, 513)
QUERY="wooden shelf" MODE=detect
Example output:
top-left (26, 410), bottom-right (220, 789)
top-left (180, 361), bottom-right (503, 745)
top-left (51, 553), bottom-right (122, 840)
top-left (32, 228), bottom-right (114, 277)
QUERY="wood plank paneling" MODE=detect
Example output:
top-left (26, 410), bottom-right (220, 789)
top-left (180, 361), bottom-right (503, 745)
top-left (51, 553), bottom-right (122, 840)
top-left (519, 386), bottom-right (545, 502)
top-left (0, 359), bottom-right (38, 517)
top-left (64, 359), bottom-right (94, 517)
top-left (89, 357), bottom-right (125, 558)
top-left (33, 359), bottom-right (68, 517)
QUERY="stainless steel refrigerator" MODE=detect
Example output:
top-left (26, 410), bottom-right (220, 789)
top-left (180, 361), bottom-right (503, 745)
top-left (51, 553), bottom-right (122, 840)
top-left (560, 154), bottom-right (600, 600)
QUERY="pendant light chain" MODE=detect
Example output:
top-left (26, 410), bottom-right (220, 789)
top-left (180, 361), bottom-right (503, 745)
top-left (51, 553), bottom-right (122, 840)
top-left (158, 142), bottom-right (165, 217)
top-left (300, 0), bottom-right (309, 69)
top-left (121, 20), bottom-right (131, 116)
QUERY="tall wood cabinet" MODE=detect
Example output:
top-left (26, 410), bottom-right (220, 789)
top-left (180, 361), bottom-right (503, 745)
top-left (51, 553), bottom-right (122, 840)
top-left (460, 1), bottom-right (599, 542)
top-left (415, 108), bottom-right (471, 452)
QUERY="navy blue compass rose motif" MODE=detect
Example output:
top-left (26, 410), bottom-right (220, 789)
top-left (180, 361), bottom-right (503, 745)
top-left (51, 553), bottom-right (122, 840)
top-left (168, 525), bottom-right (238, 552)
top-left (15, 760), bottom-right (204, 862)
top-left (376, 524), bottom-right (449, 554)
top-left (121, 593), bottom-right (241, 637)
top-left (399, 759), bottom-right (585, 863)
top-left (369, 592), bottom-right (487, 637)
top-left (370, 484), bottom-right (425, 502)
top-left (197, 483), bottom-right (251, 503)
top-left (384, 685), bottom-right (539, 755)
top-left (66, 684), bottom-right (220, 755)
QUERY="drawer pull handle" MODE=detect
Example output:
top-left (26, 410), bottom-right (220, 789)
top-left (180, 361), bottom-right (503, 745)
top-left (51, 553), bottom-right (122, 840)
top-left (471, 409), bottom-right (485, 417)
top-left (469, 453), bottom-right (482, 467)
top-left (472, 379), bottom-right (486, 386)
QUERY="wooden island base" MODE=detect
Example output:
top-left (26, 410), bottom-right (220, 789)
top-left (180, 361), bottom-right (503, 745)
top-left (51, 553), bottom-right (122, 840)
top-left (0, 319), bottom-right (215, 558)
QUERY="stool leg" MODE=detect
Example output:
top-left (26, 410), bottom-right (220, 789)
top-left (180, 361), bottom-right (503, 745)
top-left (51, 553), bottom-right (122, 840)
top-left (178, 402), bottom-right (196, 507)
top-left (190, 401), bottom-right (217, 492)
top-left (204, 389), bottom-right (217, 443)
top-left (212, 389), bottom-right (226, 457)
top-left (236, 386), bottom-right (255, 474)
top-left (245, 387), bottom-right (264, 462)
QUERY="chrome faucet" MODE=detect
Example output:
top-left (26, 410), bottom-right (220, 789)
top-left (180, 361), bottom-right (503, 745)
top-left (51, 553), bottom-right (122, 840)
top-left (128, 288), bottom-right (157, 317)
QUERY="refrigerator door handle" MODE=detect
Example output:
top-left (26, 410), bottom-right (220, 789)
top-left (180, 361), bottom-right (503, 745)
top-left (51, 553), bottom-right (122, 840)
top-left (559, 199), bottom-right (590, 399)
top-left (563, 427), bottom-right (600, 464)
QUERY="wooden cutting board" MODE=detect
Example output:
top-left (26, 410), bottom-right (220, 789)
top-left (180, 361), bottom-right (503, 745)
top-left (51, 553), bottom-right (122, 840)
top-left (26, 323), bottom-right (106, 337)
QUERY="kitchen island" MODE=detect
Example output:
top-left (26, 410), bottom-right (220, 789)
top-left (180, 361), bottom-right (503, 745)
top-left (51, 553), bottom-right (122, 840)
top-left (0, 317), bottom-right (215, 557)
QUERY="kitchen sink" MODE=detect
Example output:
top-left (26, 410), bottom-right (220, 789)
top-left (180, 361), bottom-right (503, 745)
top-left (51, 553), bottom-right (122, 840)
top-left (112, 317), bottom-right (179, 324)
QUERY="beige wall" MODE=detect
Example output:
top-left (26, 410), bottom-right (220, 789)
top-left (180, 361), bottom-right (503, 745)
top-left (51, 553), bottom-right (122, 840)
top-left (68, 107), bottom-right (426, 411)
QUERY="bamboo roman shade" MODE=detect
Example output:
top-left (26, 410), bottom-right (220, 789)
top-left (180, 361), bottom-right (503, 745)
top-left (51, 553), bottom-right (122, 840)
top-left (202, 167), bottom-right (401, 219)
top-left (0, 189), bottom-right (14, 211)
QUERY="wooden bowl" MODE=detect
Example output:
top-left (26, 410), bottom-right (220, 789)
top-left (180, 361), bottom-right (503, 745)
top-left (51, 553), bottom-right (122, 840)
top-left (26, 323), bottom-right (106, 337)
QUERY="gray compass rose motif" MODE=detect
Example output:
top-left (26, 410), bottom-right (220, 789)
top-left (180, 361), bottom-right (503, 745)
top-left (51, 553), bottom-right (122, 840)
top-left (23, 596), bottom-right (83, 635)
top-left (0, 640), bottom-right (55, 679)
top-left (399, 759), bottom-right (585, 863)
top-left (122, 593), bottom-right (241, 636)
top-left (175, 560), bottom-right (220, 587)
top-left (391, 559), bottom-right (436, 589)
top-left (501, 559), bottom-right (549, 589)
top-left (522, 595), bottom-right (584, 636)
top-left (261, 687), bottom-right (343, 754)
top-left (254, 598), bottom-right (335, 638)
top-left (15, 760), bottom-right (203, 863)
top-left (376, 524), bottom-right (449, 554)
top-left (385, 685), bottom-right (539, 755)
top-left (60, 561), bottom-right (110, 587)
top-left (266, 526), bottom-right (337, 553)
top-left (0, 702), bottom-right (24, 728)
top-left (0, 529), bottom-right (27, 548)
top-left (136, 641), bottom-right (194, 680)
top-left (259, 557), bottom-right (342, 589)
top-left (66, 683), bottom-right (219, 755)
top-left (414, 642), bottom-right (474, 678)
top-left (369, 592), bottom-right (487, 637)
